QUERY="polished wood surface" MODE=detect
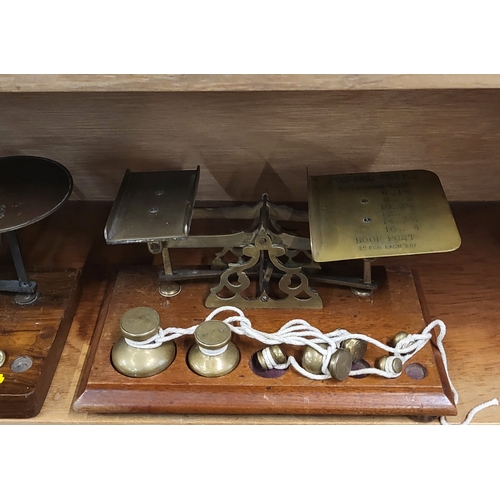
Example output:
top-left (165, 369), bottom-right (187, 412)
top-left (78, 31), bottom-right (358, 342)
top-left (0, 269), bottom-right (80, 418)
top-left (1, 90), bottom-right (500, 203)
top-left (1, 75), bottom-right (500, 92)
top-left (74, 267), bottom-right (455, 416)
top-left (0, 201), bottom-right (498, 424)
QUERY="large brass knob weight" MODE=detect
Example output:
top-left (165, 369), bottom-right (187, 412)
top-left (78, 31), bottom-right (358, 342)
top-left (111, 307), bottom-right (176, 377)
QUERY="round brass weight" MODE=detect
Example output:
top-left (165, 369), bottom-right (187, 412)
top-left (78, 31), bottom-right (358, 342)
top-left (341, 338), bottom-right (367, 364)
top-left (111, 306), bottom-right (176, 378)
top-left (302, 344), bottom-right (352, 381)
top-left (375, 355), bottom-right (403, 374)
top-left (256, 345), bottom-right (287, 370)
top-left (187, 320), bottom-right (240, 377)
top-left (389, 331), bottom-right (417, 354)
top-left (389, 331), bottom-right (410, 347)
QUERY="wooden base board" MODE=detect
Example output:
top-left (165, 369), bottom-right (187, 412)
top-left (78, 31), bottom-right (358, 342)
top-left (0, 268), bottom-right (80, 418)
top-left (73, 266), bottom-right (456, 416)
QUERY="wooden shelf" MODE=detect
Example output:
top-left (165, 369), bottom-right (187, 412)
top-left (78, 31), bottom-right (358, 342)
top-left (1, 74), bottom-right (500, 92)
top-left (2, 88), bottom-right (500, 204)
top-left (0, 201), bottom-right (498, 424)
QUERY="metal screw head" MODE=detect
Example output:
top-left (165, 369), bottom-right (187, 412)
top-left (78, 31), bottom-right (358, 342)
top-left (158, 281), bottom-right (181, 297)
top-left (14, 291), bottom-right (39, 305)
top-left (149, 242), bottom-right (161, 253)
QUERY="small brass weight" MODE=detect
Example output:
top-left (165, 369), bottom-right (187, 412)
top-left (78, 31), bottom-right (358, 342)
top-left (302, 344), bottom-right (353, 381)
top-left (112, 307), bottom-right (176, 377)
top-left (187, 320), bottom-right (240, 377)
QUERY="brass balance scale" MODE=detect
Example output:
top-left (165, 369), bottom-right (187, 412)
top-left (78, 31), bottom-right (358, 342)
top-left (74, 167), bottom-right (462, 417)
top-left (104, 167), bottom-right (460, 307)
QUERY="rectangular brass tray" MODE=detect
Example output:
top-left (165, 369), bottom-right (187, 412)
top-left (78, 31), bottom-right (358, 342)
top-left (105, 167), bottom-right (200, 244)
top-left (308, 170), bottom-right (461, 262)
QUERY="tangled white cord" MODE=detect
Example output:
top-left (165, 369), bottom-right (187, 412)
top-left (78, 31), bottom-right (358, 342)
top-left (125, 305), bottom-right (498, 424)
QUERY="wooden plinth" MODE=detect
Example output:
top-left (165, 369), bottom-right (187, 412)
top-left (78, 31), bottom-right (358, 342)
top-left (0, 269), bottom-right (80, 418)
top-left (73, 266), bottom-right (456, 416)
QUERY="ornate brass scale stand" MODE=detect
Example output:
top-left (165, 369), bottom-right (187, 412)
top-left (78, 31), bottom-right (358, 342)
top-left (104, 167), bottom-right (410, 309)
top-left (154, 195), bottom-right (380, 309)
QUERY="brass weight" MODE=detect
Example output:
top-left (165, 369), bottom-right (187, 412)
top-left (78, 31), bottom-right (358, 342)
top-left (302, 343), bottom-right (352, 381)
top-left (341, 338), bottom-right (368, 364)
top-left (375, 355), bottom-right (403, 374)
top-left (255, 345), bottom-right (287, 370)
top-left (111, 306), bottom-right (176, 378)
top-left (187, 320), bottom-right (240, 377)
top-left (389, 331), bottom-right (417, 353)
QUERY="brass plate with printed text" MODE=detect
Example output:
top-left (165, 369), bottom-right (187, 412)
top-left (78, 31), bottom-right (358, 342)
top-left (308, 170), bottom-right (461, 262)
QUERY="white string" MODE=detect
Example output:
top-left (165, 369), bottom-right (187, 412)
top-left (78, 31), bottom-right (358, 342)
top-left (260, 347), bottom-right (277, 370)
top-left (124, 305), bottom-right (498, 424)
top-left (425, 319), bottom-right (499, 425)
top-left (124, 325), bottom-right (197, 348)
top-left (199, 345), bottom-right (228, 356)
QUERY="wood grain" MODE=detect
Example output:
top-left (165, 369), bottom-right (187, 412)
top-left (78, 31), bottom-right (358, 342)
top-left (1, 75), bottom-right (500, 92)
top-left (1, 90), bottom-right (500, 203)
top-left (0, 269), bottom-right (80, 418)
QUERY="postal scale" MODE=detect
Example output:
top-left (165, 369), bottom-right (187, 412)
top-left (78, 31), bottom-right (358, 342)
top-left (0, 156), bottom-right (79, 418)
top-left (74, 167), bottom-right (462, 417)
